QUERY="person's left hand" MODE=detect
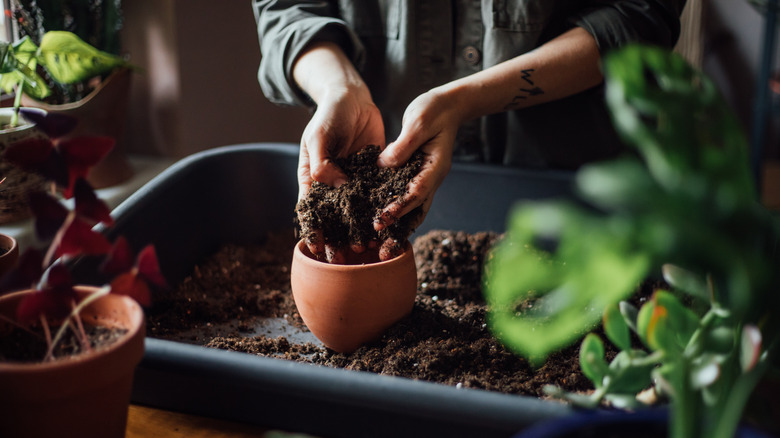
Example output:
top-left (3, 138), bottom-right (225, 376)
top-left (374, 87), bottom-right (464, 244)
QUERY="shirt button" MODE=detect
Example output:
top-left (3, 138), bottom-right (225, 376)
top-left (462, 46), bottom-right (481, 66)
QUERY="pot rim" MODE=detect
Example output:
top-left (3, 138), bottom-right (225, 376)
top-left (21, 67), bottom-right (131, 111)
top-left (0, 286), bottom-right (144, 372)
top-left (0, 107), bottom-right (46, 133)
top-left (0, 233), bottom-right (18, 255)
top-left (294, 239), bottom-right (413, 270)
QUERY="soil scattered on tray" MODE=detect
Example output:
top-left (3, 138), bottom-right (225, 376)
top-left (296, 145), bottom-right (425, 261)
top-left (145, 229), bottom-right (656, 397)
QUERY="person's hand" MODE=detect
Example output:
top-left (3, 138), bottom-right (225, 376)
top-left (292, 42), bottom-right (385, 262)
top-left (296, 81), bottom-right (385, 263)
top-left (297, 85), bottom-right (385, 199)
top-left (374, 87), bottom-right (463, 238)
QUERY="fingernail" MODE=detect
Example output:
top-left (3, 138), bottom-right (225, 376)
top-left (334, 177), bottom-right (347, 187)
top-left (377, 156), bottom-right (388, 168)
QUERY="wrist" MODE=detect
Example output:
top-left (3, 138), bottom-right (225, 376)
top-left (293, 42), bottom-right (369, 104)
top-left (431, 79), bottom-right (481, 125)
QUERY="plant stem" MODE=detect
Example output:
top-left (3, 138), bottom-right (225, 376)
top-left (712, 355), bottom-right (769, 438)
top-left (44, 287), bottom-right (110, 361)
top-left (669, 359), bottom-right (700, 438)
top-left (10, 86), bottom-right (23, 127)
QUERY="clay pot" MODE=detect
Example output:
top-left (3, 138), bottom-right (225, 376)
top-left (291, 239), bottom-right (418, 353)
top-left (21, 68), bottom-right (135, 189)
top-left (0, 233), bottom-right (19, 278)
top-left (0, 286), bottom-right (145, 438)
top-left (0, 108), bottom-right (50, 224)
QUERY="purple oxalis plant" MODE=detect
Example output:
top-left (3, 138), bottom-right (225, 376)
top-left (0, 108), bottom-right (165, 361)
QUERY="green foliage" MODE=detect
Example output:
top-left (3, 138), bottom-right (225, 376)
top-left (483, 45), bottom-right (780, 438)
top-left (0, 32), bottom-right (127, 127)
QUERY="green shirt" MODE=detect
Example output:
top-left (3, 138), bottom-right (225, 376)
top-left (253, 0), bottom-right (685, 169)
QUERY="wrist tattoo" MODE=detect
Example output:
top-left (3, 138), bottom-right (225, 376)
top-left (504, 69), bottom-right (544, 110)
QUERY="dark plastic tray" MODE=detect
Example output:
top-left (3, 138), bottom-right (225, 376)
top-left (82, 144), bottom-right (579, 438)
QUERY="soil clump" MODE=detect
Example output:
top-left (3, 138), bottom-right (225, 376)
top-left (295, 145), bottom-right (425, 260)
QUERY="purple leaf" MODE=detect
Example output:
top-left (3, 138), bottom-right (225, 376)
top-left (100, 236), bottom-right (134, 276)
top-left (73, 178), bottom-right (113, 226)
top-left (53, 216), bottom-right (112, 260)
top-left (58, 136), bottom-right (114, 198)
top-left (20, 108), bottom-right (77, 139)
top-left (28, 191), bottom-right (68, 241)
top-left (0, 249), bottom-right (44, 295)
top-left (16, 264), bottom-right (77, 323)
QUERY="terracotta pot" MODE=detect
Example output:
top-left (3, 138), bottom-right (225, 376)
top-left (21, 68), bottom-right (135, 189)
top-left (291, 239), bottom-right (418, 353)
top-left (0, 286), bottom-right (145, 438)
top-left (0, 233), bottom-right (19, 278)
top-left (0, 108), bottom-right (50, 224)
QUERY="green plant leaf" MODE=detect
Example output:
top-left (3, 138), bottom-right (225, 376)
top-left (662, 264), bottom-right (709, 300)
top-left (740, 324), bottom-right (762, 372)
top-left (605, 350), bottom-right (655, 394)
top-left (38, 31), bottom-right (126, 84)
top-left (580, 333), bottom-right (609, 386)
top-left (619, 301), bottom-right (639, 333)
top-left (0, 37), bottom-right (50, 98)
top-left (604, 303), bottom-right (632, 351)
top-left (690, 358), bottom-right (720, 389)
top-left (485, 202), bottom-right (651, 363)
top-left (639, 290), bottom-right (700, 354)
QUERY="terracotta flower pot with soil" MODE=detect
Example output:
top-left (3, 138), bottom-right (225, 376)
top-left (291, 239), bottom-right (418, 353)
top-left (0, 287), bottom-right (145, 438)
top-left (0, 233), bottom-right (19, 278)
top-left (293, 145), bottom-right (425, 352)
top-left (0, 107), bottom-right (49, 224)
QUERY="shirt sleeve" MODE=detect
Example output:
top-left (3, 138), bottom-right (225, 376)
top-left (252, 0), bottom-right (366, 107)
top-left (571, 0), bottom-right (686, 54)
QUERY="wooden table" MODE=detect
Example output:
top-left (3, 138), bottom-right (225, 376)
top-left (126, 405), bottom-right (272, 438)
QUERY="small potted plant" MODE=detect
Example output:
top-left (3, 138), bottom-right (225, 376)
top-left (484, 45), bottom-right (779, 437)
top-left (0, 31), bottom-right (128, 222)
top-left (8, 0), bottom-right (134, 188)
top-left (0, 109), bottom-right (165, 438)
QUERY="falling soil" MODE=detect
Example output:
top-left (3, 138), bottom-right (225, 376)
top-left (145, 229), bottom-right (659, 397)
top-left (296, 145), bottom-right (425, 261)
top-left (0, 324), bottom-right (127, 363)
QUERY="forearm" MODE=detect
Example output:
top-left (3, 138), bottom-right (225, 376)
top-left (438, 27), bottom-right (603, 124)
top-left (292, 42), bottom-right (370, 104)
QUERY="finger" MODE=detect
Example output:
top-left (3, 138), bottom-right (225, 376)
top-left (374, 144), bottom-right (451, 231)
top-left (304, 228), bottom-right (325, 257)
top-left (297, 144), bottom-right (313, 202)
top-left (373, 171), bottom-right (428, 231)
top-left (377, 124), bottom-right (421, 169)
top-left (378, 238), bottom-right (405, 261)
top-left (325, 244), bottom-right (346, 264)
top-left (306, 129), bottom-right (348, 187)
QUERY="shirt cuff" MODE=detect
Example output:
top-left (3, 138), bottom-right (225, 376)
top-left (572, 2), bottom-right (682, 54)
top-left (259, 19), bottom-right (365, 108)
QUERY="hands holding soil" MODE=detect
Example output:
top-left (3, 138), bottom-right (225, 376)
top-left (296, 145), bottom-right (425, 264)
top-left (292, 43), bottom-right (461, 263)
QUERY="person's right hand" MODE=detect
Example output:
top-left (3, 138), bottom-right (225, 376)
top-left (292, 42), bottom-right (385, 262)
top-left (297, 85), bottom-right (385, 262)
